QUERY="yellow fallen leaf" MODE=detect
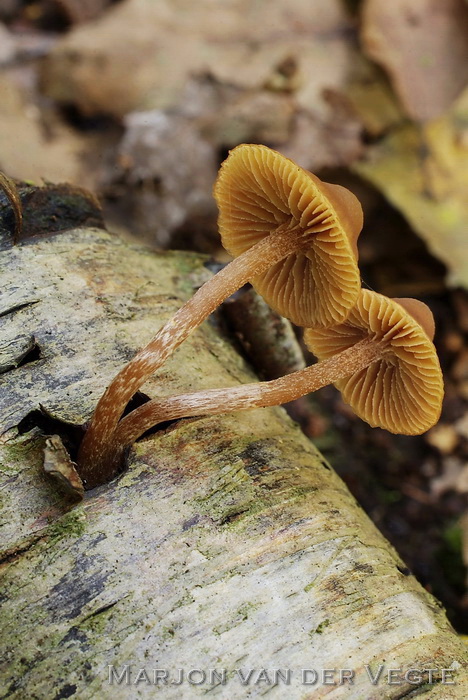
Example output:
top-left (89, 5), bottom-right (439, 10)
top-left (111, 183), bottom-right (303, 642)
top-left (353, 88), bottom-right (468, 287)
top-left (345, 55), bottom-right (404, 137)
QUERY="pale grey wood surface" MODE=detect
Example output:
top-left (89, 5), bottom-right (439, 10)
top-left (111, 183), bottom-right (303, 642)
top-left (0, 227), bottom-right (466, 699)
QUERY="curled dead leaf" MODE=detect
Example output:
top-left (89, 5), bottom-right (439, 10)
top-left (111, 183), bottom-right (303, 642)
top-left (361, 0), bottom-right (468, 121)
top-left (353, 88), bottom-right (468, 288)
top-left (43, 435), bottom-right (84, 500)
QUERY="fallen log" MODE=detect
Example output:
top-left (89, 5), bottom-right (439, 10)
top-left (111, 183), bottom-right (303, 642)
top-left (0, 198), bottom-right (466, 698)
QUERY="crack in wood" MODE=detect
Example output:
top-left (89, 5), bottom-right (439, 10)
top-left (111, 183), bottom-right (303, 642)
top-left (79, 598), bottom-right (123, 622)
top-left (393, 677), bottom-right (443, 699)
top-left (0, 300), bottom-right (40, 319)
top-left (0, 532), bottom-right (47, 566)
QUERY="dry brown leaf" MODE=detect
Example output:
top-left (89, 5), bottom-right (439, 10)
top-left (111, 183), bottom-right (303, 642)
top-left (0, 22), bottom-right (15, 65)
top-left (361, 0), bottom-right (468, 121)
top-left (40, 0), bottom-right (354, 119)
top-left (205, 89), bottom-right (295, 147)
top-left (282, 92), bottom-right (364, 170)
top-left (47, 0), bottom-right (114, 24)
top-left (43, 435), bottom-right (84, 500)
top-left (430, 457), bottom-right (468, 497)
top-left (0, 73), bottom-right (107, 188)
top-left (345, 54), bottom-right (405, 137)
top-left (426, 424), bottom-right (459, 455)
top-left (107, 109), bottom-right (217, 247)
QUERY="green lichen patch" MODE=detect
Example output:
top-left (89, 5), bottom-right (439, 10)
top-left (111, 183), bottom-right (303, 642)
top-left (0, 428), bottom-right (44, 476)
top-left (46, 507), bottom-right (87, 544)
top-left (313, 619), bottom-right (331, 635)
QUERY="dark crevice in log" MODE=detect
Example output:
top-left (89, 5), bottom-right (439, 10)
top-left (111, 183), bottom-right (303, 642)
top-left (80, 599), bottom-right (121, 622)
top-left (0, 336), bottom-right (42, 375)
top-left (0, 300), bottom-right (40, 319)
top-left (121, 391), bottom-right (151, 417)
top-left (51, 683), bottom-right (78, 700)
top-left (393, 678), bottom-right (443, 699)
top-left (17, 407), bottom-right (85, 462)
top-left (397, 564), bottom-right (412, 576)
top-left (130, 415), bottom-right (201, 444)
top-left (15, 339), bottom-right (41, 368)
top-left (318, 456), bottom-right (332, 471)
top-left (217, 509), bottom-right (251, 526)
top-left (0, 532), bottom-right (47, 567)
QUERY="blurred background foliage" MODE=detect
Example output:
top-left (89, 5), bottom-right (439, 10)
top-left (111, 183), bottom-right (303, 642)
top-left (0, 0), bottom-right (467, 632)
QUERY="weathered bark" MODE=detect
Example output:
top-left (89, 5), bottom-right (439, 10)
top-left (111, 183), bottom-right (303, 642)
top-left (0, 224), bottom-right (467, 699)
top-left (223, 287), bottom-right (306, 380)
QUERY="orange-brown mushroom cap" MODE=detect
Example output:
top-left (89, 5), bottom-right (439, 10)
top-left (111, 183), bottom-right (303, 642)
top-left (304, 290), bottom-right (444, 435)
top-left (213, 144), bottom-right (363, 327)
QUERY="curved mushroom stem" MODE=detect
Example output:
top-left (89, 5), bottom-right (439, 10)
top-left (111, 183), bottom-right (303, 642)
top-left (78, 224), bottom-right (323, 486)
top-left (100, 337), bottom-right (384, 482)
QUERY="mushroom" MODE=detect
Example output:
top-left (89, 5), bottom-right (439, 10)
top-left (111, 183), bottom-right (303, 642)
top-left (78, 144), bottom-right (362, 486)
top-left (303, 290), bottom-right (444, 435)
top-left (215, 144), bottom-right (362, 327)
top-left (105, 290), bottom-right (443, 469)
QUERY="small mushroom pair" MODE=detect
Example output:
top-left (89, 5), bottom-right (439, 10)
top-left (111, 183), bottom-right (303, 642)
top-left (77, 145), bottom-right (443, 488)
top-left (78, 144), bottom-right (362, 484)
top-left (104, 289), bottom-right (443, 469)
